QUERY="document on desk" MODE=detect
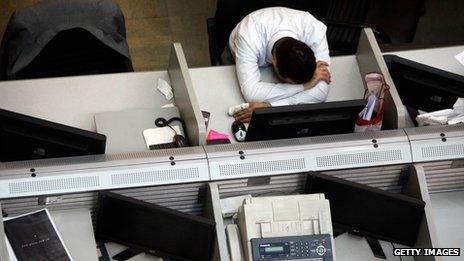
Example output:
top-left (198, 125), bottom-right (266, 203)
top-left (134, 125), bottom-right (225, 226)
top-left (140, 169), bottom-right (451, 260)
top-left (3, 209), bottom-right (73, 261)
top-left (362, 94), bottom-right (377, 121)
top-left (455, 50), bottom-right (464, 67)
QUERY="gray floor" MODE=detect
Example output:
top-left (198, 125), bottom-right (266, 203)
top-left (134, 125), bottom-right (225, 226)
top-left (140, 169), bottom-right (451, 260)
top-left (415, 0), bottom-right (464, 45)
top-left (0, 0), bottom-right (463, 72)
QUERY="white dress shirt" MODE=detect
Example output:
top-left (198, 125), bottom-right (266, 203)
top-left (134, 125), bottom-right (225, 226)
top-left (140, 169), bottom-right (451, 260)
top-left (229, 7), bottom-right (331, 106)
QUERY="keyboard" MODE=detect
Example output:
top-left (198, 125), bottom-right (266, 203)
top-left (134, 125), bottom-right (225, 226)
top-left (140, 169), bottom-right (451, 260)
top-left (149, 142), bottom-right (177, 150)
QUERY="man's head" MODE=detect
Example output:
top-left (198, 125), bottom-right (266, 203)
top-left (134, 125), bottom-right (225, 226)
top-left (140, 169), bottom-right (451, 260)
top-left (272, 37), bottom-right (316, 84)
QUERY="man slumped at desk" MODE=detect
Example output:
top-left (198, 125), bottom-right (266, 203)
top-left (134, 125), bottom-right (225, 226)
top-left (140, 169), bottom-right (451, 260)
top-left (223, 7), bottom-right (331, 122)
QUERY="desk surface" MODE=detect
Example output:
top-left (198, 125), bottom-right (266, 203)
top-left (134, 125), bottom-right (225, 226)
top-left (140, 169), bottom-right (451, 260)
top-left (430, 191), bottom-right (464, 258)
top-left (50, 208), bottom-right (99, 261)
top-left (0, 71), bottom-right (171, 132)
top-left (189, 55), bottom-right (364, 143)
top-left (386, 46), bottom-right (464, 76)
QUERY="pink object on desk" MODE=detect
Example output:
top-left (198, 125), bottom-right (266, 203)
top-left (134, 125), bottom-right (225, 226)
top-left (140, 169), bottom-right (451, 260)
top-left (207, 130), bottom-right (229, 140)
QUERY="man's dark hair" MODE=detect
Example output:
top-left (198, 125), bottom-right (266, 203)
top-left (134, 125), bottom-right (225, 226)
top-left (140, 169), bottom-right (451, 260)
top-left (273, 38), bottom-right (316, 84)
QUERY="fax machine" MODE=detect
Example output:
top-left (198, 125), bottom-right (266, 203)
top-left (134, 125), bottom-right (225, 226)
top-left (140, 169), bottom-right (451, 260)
top-left (237, 194), bottom-right (335, 261)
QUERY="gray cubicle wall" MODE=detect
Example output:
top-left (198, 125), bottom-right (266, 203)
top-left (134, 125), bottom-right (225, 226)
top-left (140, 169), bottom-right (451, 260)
top-left (356, 28), bottom-right (407, 130)
top-left (168, 43), bottom-right (207, 146)
top-left (0, 203), bottom-right (9, 261)
top-left (0, 146), bottom-right (210, 199)
top-left (205, 129), bottom-right (412, 181)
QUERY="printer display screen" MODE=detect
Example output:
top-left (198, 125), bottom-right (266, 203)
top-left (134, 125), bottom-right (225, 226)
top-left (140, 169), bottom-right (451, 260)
top-left (264, 246), bottom-right (284, 253)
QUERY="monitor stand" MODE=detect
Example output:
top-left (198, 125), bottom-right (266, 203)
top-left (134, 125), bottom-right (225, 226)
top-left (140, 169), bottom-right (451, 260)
top-left (112, 248), bottom-right (143, 261)
top-left (335, 229), bottom-right (387, 259)
top-left (365, 237), bottom-right (387, 259)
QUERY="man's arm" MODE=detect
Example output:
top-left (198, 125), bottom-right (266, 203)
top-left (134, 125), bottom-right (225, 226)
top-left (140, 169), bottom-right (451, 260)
top-left (270, 80), bottom-right (330, 106)
top-left (235, 34), bottom-right (304, 104)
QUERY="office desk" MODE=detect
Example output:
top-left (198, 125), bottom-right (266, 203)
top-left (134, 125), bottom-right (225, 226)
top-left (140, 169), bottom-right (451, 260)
top-left (0, 71), bottom-right (171, 132)
top-left (50, 208), bottom-right (99, 261)
top-left (189, 55), bottom-right (364, 143)
top-left (430, 191), bottom-right (464, 258)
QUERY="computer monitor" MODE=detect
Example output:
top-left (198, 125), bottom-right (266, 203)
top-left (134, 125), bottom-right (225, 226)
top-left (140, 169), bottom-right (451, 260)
top-left (0, 108), bottom-right (106, 162)
top-left (305, 172), bottom-right (425, 246)
top-left (384, 54), bottom-right (464, 112)
top-left (245, 100), bottom-right (366, 142)
top-left (96, 191), bottom-right (216, 261)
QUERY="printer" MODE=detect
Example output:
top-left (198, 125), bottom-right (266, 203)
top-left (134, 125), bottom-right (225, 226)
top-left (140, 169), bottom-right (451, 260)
top-left (237, 194), bottom-right (335, 261)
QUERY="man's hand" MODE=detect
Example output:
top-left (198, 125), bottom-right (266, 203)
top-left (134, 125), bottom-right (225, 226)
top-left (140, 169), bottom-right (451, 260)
top-left (303, 61), bottom-right (331, 90)
top-left (234, 102), bottom-right (271, 123)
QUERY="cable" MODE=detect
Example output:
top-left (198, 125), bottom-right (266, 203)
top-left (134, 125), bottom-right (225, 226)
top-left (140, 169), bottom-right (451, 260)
top-left (155, 117), bottom-right (185, 135)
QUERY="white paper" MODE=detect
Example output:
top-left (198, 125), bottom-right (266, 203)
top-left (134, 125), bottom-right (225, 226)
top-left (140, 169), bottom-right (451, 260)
top-left (362, 94), bottom-right (377, 120)
top-left (157, 78), bottom-right (173, 100)
top-left (455, 51), bottom-right (464, 66)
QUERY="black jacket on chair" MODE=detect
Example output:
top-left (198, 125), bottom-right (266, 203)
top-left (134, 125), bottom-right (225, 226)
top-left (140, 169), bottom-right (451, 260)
top-left (0, 0), bottom-right (133, 80)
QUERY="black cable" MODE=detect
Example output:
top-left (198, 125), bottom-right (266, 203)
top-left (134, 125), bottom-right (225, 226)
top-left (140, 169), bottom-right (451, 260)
top-left (155, 117), bottom-right (185, 135)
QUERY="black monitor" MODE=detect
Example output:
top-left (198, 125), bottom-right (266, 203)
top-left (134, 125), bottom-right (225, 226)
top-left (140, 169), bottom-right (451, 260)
top-left (384, 54), bottom-right (464, 112)
top-left (96, 191), bottom-right (216, 261)
top-left (245, 100), bottom-right (366, 142)
top-left (0, 108), bottom-right (106, 162)
top-left (305, 172), bottom-right (425, 246)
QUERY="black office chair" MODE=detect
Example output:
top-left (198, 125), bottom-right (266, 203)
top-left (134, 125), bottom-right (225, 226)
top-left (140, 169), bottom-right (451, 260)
top-left (206, 0), bottom-right (391, 65)
top-left (0, 0), bottom-right (133, 80)
top-left (367, 0), bottom-right (426, 43)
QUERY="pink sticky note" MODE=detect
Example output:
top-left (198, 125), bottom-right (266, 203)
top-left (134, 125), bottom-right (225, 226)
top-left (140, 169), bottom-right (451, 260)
top-left (207, 130), bottom-right (229, 140)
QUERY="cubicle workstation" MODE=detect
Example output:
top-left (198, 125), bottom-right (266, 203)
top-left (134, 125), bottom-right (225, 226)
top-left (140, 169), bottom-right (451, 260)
top-left (0, 181), bottom-right (216, 261)
top-left (0, 43), bottom-right (210, 199)
top-left (190, 28), bottom-right (403, 139)
top-left (380, 45), bottom-right (464, 257)
top-left (207, 163), bottom-right (439, 261)
top-left (189, 28), bottom-right (412, 181)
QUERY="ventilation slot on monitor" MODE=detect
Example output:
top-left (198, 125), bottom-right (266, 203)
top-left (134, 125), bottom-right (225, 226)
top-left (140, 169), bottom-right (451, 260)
top-left (316, 150), bottom-right (403, 168)
top-left (421, 144), bottom-right (464, 159)
top-left (9, 176), bottom-right (100, 195)
top-left (111, 168), bottom-right (200, 186)
top-left (218, 158), bottom-right (306, 177)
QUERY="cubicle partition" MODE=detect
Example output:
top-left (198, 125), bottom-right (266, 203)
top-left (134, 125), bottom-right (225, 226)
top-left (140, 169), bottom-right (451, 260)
top-left (356, 29), bottom-right (407, 130)
top-left (205, 130), bottom-right (411, 180)
top-left (168, 43), bottom-right (207, 146)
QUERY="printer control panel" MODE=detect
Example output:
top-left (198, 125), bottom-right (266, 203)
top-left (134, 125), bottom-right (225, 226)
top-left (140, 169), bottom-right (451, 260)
top-left (251, 234), bottom-right (333, 261)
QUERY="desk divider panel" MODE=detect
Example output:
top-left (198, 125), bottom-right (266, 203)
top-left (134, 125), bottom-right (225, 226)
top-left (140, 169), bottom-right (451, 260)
top-left (356, 28), bottom-right (407, 130)
top-left (0, 203), bottom-right (10, 261)
top-left (420, 161), bottom-right (464, 193)
top-left (168, 43), bottom-right (207, 146)
top-left (205, 130), bottom-right (412, 181)
top-left (405, 125), bottom-right (464, 163)
top-left (0, 147), bottom-right (209, 199)
top-left (405, 166), bottom-right (441, 260)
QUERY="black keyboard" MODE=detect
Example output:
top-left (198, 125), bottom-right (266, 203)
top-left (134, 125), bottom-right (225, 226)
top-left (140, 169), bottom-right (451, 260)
top-left (149, 142), bottom-right (177, 150)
